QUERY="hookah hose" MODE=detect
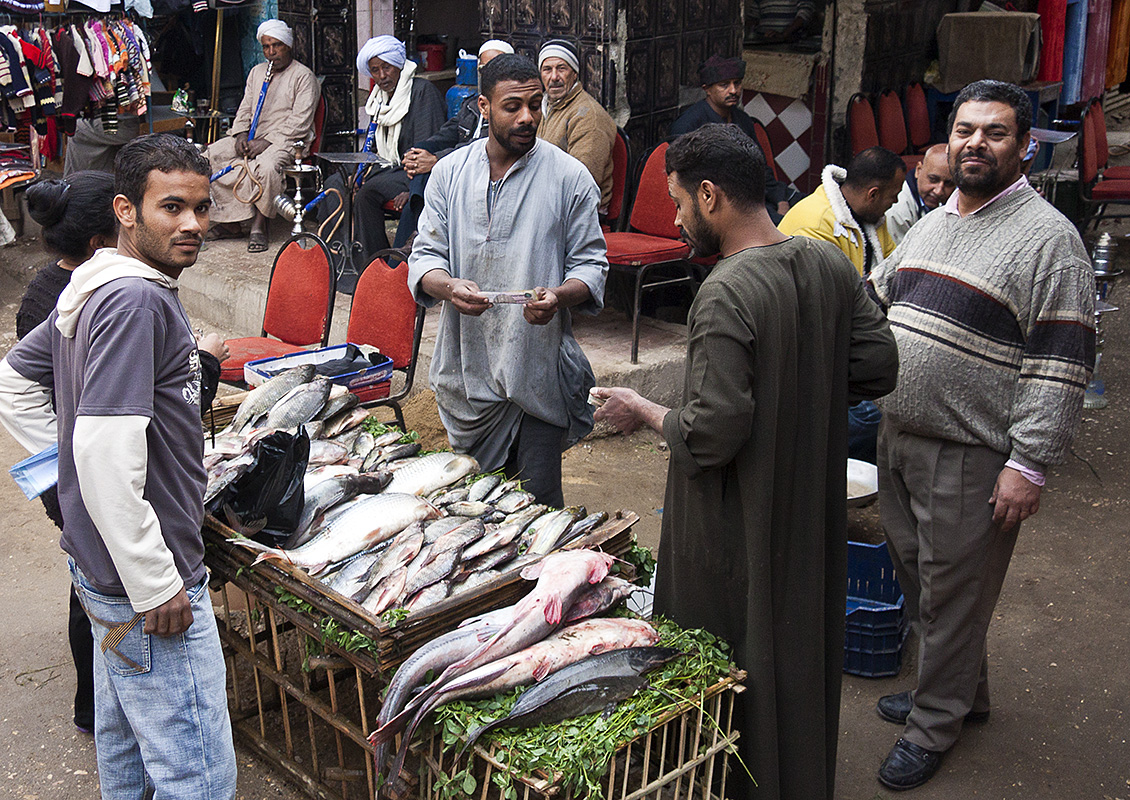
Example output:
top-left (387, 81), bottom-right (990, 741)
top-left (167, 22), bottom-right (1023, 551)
top-left (355, 120), bottom-right (377, 187)
top-left (210, 61), bottom-right (274, 204)
top-left (316, 188), bottom-right (346, 243)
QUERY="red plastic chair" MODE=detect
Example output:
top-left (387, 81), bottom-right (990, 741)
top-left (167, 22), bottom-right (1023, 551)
top-left (346, 250), bottom-right (425, 430)
top-left (752, 118), bottom-right (780, 181)
top-left (1079, 101), bottom-right (1130, 230)
top-left (220, 233), bottom-right (337, 383)
top-left (904, 82), bottom-right (931, 154)
top-left (602, 127), bottom-right (631, 232)
top-left (876, 89), bottom-right (922, 169)
top-left (1089, 97), bottom-right (1130, 180)
top-left (307, 95), bottom-right (327, 161)
top-left (848, 93), bottom-right (880, 156)
top-left (603, 142), bottom-right (695, 364)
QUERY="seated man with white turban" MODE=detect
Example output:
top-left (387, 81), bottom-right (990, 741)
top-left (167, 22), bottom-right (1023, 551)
top-left (205, 20), bottom-right (320, 252)
top-left (320, 34), bottom-right (444, 286)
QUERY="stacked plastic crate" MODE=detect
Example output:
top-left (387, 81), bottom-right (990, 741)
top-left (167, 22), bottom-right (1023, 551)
top-left (844, 541), bottom-right (909, 677)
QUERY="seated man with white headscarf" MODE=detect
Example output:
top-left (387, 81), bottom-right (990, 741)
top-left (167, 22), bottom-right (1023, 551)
top-left (320, 35), bottom-right (444, 286)
top-left (205, 20), bottom-right (320, 252)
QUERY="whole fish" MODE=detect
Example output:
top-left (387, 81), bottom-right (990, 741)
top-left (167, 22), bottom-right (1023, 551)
top-left (351, 527), bottom-right (425, 604)
top-left (560, 511), bottom-right (610, 548)
top-left (286, 472), bottom-right (393, 549)
top-left (430, 519), bottom-right (486, 554)
top-left (484, 479), bottom-right (520, 505)
top-left (362, 566), bottom-right (408, 615)
top-left (444, 501), bottom-right (495, 519)
top-left (526, 508), bottom-right (586, 556)
top-left (350, 431), bottom-right (376, 461)
top-left (304, 420), bottom-right (324, 439)
top-left (461, 520), bottom-right (525, 561)
top-left (376, 618), bottom-right (659, 786)
top-left (303, 464), bottom-right (358, 493)
top-left (361, 444), bottom-right (387, 473)
top-left (266, 377), bottom-right (332, 429)
top-left (380, 549), bottom-right (616, 740)
top-left (321, 547), bottom-right (387, 597)
top-left (449, 567), bottom-right (505, 598)
top-left (315, 389), bottom-right (359, 421)
top-left (466, 474), bottom-right (502, 503)
top-left (402, 545), bottom-right (463, 597)
top-left (372, 610), bottom-right (513, 775)
top-left (228, 493), bottom-right (439, 573)
top-left (501, 504), bottom-right (549, 530)
top-left (322, 406), bottom-right (370, 439)
top-left (385, 453), bottom-right (480, 497)
top-left (494, 491), bottom-right (535, 514)
top-left (563, 575), bottom-right (638, 623)
top-left (404, 580), bottom-right (450, 614)
top-left (378, 442), bottom-right (423, 466)
top-left (460, 646), bottom-right (679, 753)
top-left (456, 539), bottom-right (521, 580)
top-left (204, 451), bottom-right (255, 506)
top-left (373, 430), bottom-right (407, 448)
top-left (422, 516), bottom-right (474, 543)
top-left (227, 365), bottom-right (316, 433)
top-left (430, 487), bottom-right (470, 507)
top-left (308, 440), bottom-right (350, 465)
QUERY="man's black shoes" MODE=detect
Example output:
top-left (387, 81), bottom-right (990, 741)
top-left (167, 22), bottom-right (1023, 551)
top-left (878, 738), bottom-right (944, 790)
top-left (876, 691), bottom-right (991, 725)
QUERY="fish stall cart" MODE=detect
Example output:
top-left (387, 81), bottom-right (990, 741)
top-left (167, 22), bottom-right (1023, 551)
top-left (202, 371), bottom-right (745, 800)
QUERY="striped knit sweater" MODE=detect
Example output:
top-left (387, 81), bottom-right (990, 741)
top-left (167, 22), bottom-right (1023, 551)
top-left (868, 185), bottom-right (1095, 471)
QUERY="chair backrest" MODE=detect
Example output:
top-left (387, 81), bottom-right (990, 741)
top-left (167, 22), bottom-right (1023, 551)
top-left (627, 142), bottom-right (681, 239)
top-left (262, 233), bottom-right (336, 346)
top-left (1089, 96), bottom-right (1110, 170)
top-left (308, 94), bottom-right (328, 160)
top-left (751, 118), bottom-right (780, 181)
top-left (904, 82), bottom-right (931, 151)
top-left (876, 89), bottom-right (908, 154)
top-left (347, 252), bottom-right (421, 370)
top-left (1080, 105), bottom-right (1099, 185)
top-left (848, 93), bottom-right (880, 155)
top-left (605, 127), bottom-right (630, 229)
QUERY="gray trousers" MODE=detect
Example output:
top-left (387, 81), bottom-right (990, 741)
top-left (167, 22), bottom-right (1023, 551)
top-left (877, 419), bottom-right (1020, 753)
top-left (502, 413), bottom-right (566, 509)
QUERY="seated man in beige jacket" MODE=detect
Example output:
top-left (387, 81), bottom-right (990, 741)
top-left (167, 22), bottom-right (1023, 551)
top-left (536, 39), bottom-right (616, 214)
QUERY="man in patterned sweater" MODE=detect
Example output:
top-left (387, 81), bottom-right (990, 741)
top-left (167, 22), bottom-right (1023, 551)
top-left (867, 80), bottom-right (1095, 791)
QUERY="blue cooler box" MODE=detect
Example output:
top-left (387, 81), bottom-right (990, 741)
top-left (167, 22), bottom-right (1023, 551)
top-left (244, 344), bottom-right (394, 402)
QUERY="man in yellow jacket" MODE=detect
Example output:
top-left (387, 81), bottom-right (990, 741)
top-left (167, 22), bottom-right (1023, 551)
top-left (779, 147), bottom-right (905, 276)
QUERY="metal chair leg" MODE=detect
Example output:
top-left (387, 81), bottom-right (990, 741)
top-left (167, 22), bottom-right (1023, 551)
top-left (632, 265), bottom-right (648, 364)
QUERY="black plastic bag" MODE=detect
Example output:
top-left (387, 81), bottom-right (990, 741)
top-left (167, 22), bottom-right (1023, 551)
top-left (223, 429), bottom-right (309, 536)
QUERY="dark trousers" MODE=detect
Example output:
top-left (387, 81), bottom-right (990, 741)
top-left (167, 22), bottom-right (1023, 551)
top-left (320, 167), bottom-right (410, 266)
top-left (502, 414), bottom-right (567, 508)
top-left (393, 172), bottom-right (429, 249)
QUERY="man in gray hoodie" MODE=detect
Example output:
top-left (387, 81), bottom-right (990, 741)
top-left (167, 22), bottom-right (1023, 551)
top-left (0, 133), bottom-right (237, 800)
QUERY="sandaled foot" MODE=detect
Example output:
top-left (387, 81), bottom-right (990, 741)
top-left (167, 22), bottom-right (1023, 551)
top-left (206, 223), bottom-right (243, 241)
top-left (247, 231), bottom-right (269, 253)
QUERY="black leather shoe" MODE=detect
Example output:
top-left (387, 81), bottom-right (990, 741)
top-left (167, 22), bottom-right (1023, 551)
top-left (877, 691), bottom-right (991, 725)
top-left (878, 738), bottom-right (944, 790)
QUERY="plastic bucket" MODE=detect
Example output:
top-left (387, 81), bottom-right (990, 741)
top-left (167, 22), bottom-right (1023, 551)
top-left (417, 44), bottom-right (446, 72)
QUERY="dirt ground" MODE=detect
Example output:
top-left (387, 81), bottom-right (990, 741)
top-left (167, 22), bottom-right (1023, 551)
top-left (0, 224), bottom-right (1128, 800)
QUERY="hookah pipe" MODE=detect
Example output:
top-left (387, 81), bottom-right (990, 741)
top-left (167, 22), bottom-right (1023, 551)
top-left (210, 59), bottom-right (274, 188)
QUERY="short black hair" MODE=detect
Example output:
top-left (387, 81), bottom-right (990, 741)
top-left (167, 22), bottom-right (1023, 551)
top-left (114, 133), bottom-right (210, 207)
top-left (665, 124), bottom-right (766, 211)
top-left (843, 146), bottom-right (906, 190)
top-left (480, 53), bottom-right (541, 100)
top-left (948, 79), bottom-right (1032, 138)
top-left (27, 171), bottom-right (116, 261)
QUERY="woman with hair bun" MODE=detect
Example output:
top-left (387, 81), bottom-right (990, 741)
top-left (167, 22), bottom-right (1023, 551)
top-left (18, 171), bottom-right (228, 735)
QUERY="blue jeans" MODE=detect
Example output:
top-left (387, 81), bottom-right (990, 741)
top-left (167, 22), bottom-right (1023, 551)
top-left (70, 561), bottom-right (236, 800)
top-left (848, 400), bottom-right (882, 464)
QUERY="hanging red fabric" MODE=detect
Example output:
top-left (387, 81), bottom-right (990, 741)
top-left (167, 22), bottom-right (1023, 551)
top-left (1038, 0), bottom-right (1068, 82)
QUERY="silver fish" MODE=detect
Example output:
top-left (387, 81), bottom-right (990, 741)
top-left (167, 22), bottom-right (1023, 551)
top-left (303, 464), bottom-right (358, 493)
top-left (484, 479), bottom-right (520, 504)
top-left (422, 516), bottom-right (474, 543)
top-left (362, 566), bottom-right (408, 615)
top-left (444, 501), bottom-right (495, 518)
top-left (466, 474), bottom-right (502, 503)
top-left (430, 487), bottom-right (470, 507)
top-left (350, 431), bottom-right (376, 460)
top-left (266, 377), bottom-right (332, 429)
top-left (286, 472), bottom-right (393, 549)
top-left (526, 508), bottom-right (586, 556)
top-left (321, 406), bottom-right (370, 438)
top-left (227, 365), bottom-right (316, 433)
top-left (367, 442), bottom-right (423, 471)
top-left (350, 526), bottom-right (425, 604)
top-left (373, 430), bottom-right (407, 447)
top-left (321, 547), bottom-right (387, 597)
top-left (315, 389), bottom-right (359, 421)
top-left (203, 451), bottom-right (255, 506)
top-left (563, 575), bottom-right (637, 623)
top-left (449, 567), bottom-right (504, 597)
top-left (404, 580), bottom-right (451, 614)
top-left (308, 439), bottom-right (350, 465)
top-left (430, 519), bottom-right (486, 554)
top-left (494, 490), bottom-right (536, 514)
top-left (228, 493), bottom-right (439, 573)
top-left (403, 546), bottom-right (463, 597)
top-left (560, 511), bottom-right (610, 548)
top-left (501, 504), bottom-right (549, 530)
top-left (457, 539), bottom-right (521, 579)
top-left (385, 453), bottom-right (480, 496)
top-left (461, 520), bottom-right (525, 561)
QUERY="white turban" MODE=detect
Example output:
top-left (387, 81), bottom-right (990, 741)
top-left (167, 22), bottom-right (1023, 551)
top-left (256, 20), bottom-right (293, 49)
top-left (357, 35), bottom-right (406, 77)
top-left (479, 39), bottom-right (514, 57)
top-left (538, 39), bottom-right (579, 73)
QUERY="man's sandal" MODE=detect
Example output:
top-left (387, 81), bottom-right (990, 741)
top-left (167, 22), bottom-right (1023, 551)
top-left (247, 232), bottom-right (269, 253)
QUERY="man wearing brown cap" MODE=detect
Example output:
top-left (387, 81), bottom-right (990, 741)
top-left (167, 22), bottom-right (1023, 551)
top-left (671, 55), bottom-right (800, 220)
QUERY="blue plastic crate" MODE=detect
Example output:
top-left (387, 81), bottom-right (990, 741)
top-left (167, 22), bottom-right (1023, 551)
top-left (844, 541), bottom-right (908, 677)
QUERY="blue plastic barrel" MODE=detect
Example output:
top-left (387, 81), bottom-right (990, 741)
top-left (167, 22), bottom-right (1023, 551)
top-left (446, 84), bottom-right (477, 120)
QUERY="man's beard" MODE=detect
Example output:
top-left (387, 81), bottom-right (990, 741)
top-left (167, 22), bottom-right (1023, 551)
top-left (491, 119), bottom-right (537, 156)
top-left (953, 150), bottom-right (1007, 196)
top-left (680, 198), bottom-right (721, 258)
top-left (134, 211), bottom-right (201, 272)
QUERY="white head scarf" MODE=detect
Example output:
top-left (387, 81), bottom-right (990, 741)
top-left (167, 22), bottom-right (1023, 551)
top-left (256, 20), bottom-right (293, 49)
top-left (478, 39), bottom-right (514, 57)
top-left (357, 35), bottom-right (406, 77)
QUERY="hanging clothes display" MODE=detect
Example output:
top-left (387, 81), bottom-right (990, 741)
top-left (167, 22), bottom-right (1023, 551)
top-left (1108, 0), bottom-right (1130, 87)
top-left (1038, 0), bottom-right (1068, 83)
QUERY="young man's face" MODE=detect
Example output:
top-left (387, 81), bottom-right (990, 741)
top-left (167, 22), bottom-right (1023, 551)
top-left (667, 171), bottom-right (721, 258)
top-left (127, 170), bottom-right (210, 276)
top-left (704, 78), bottom-right (743, 111)
top-left (481, 79), bottom-right (543, 156)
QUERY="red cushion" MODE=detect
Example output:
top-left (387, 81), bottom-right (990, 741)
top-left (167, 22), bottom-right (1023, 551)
top-left (220, 337), bottom-right (306, 383)
top-left (604, 232), bottom-right (690, 265)
top-left (1104, 165), bottom-right (1130, 180)
top-left (901, 155), bottom-right (923, 170)
top-left (1091, 178), bottom-right (1130, 199)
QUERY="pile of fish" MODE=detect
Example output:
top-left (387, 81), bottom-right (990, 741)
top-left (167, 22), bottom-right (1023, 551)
top-left (366, 549), bottom-right (672, 798)
top-left (211, 365), bottom-right (619, 620)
